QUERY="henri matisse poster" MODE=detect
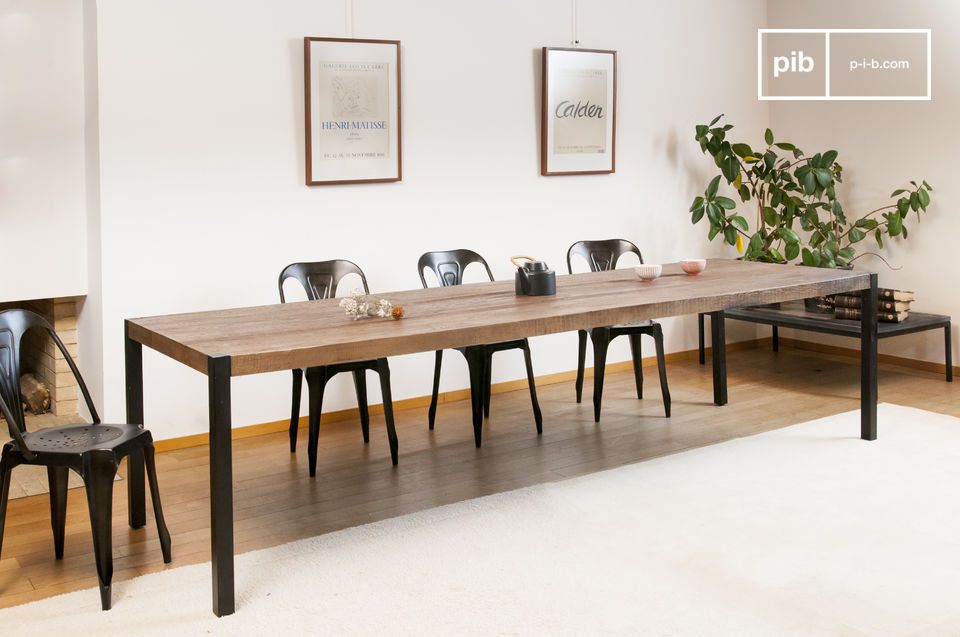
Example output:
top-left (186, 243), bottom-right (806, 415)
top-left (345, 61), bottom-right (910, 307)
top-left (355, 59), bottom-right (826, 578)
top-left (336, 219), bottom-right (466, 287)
top-left (541, 48), bottom-right (616, 175)
top-left (305, 38), bottom-right (401, 185)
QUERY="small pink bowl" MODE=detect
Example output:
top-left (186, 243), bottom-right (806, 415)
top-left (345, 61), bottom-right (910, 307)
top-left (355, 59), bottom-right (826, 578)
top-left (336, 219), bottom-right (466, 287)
top-left (680, 259), bottom-right (707, 275)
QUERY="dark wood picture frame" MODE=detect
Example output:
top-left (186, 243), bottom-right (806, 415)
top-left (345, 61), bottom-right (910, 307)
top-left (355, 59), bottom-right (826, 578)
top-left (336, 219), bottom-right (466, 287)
top-left (304, 37), bottom-right (402, 186)
top-left (540, 47), bottom-right (617, 176)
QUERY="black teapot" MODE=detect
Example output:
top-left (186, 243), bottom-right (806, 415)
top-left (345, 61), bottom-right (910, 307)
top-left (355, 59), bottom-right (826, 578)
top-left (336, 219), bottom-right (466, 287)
top-left (512, 256), bottom-right (557, 296)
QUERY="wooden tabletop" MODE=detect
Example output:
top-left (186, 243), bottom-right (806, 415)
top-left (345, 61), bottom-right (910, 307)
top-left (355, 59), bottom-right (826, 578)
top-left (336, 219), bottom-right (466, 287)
top-left (127, 260), bottom-right (872, 376)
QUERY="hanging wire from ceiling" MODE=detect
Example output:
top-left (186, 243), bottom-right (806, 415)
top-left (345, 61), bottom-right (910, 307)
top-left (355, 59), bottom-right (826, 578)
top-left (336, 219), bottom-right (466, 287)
top-left (571, 0), bottom-right (579, 46)
top-left (345, 0), bottom-right (355, 38)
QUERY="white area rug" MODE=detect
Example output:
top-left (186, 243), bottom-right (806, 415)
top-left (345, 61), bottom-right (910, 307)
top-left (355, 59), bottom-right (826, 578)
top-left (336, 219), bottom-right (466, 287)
top-left (4, 403), bottom-right (960, 636)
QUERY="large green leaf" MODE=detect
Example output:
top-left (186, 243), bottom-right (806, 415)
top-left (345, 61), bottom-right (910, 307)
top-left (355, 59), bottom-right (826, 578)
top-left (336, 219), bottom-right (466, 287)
top-left (888, 213), bottom-right (903, 236)
top-left (689, 196), bottom-right (704, 212)
top-left (774, 142), bottom-right (796, 151)
top-left (763, 206), bottom-right (779, 226)
top-left (785, 242), bottom-right (800, 261)
top-left (848, 228), bottom-right (866, 243)
top-left (723, 226), bottom-right (738, 246)
top-left (706, 175), bottom-right (721, 199)
top-left (778, 227), bottom-right (800, 243)
top-left (815, 168), bottom-right (833, 187)
top-left (709, 114), bottom-right (723, 126)
top-left (764, 128), bottom-right (774, 145)
top-left (821, 149), bottom-right (838, 166)
top-left (706, 202), bottom-right (721, 224)
top-left (801, 247), bottom-right (817, 266)
top-left (731, 143), bottom-right (754, 158)
top-left (715, 196), bottom-right (737, 210)
top-left (917, 188), bottom-right (930, 208)
top-left (691, 208), bottom-right (705, 224)
top-left (730, 215), bottom-right (749, 232)
top-left (802, 171), bottom-right (817, 195)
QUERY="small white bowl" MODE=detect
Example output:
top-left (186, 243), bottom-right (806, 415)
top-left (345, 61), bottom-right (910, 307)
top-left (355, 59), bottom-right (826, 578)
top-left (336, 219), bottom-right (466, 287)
top-left (680, 259), bottom-right (707, 275)
top-left (635, 264), bottom-right (662, 281)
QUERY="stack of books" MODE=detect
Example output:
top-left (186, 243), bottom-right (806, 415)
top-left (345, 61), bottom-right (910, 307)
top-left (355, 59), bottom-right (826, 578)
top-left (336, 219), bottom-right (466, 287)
top-left (834, 289), bottom-right (914, 323)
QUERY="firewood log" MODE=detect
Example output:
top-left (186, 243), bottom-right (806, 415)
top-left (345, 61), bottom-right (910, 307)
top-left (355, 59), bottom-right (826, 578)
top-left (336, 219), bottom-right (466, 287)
top-left (20, 373), bottom-right (51, 415)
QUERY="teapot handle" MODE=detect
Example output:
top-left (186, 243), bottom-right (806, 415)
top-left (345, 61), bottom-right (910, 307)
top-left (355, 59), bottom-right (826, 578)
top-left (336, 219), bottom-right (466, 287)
top-left (510, 255), bottom-right (538, 269)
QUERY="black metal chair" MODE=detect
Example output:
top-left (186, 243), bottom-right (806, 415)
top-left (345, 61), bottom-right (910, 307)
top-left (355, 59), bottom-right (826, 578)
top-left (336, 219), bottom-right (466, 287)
top-left (567, 239), bottom-right (671, 420)
top-left (0, 309), bottom-right (171, 610)
top-left (417, 249), bottom-right (542, 447)
top-left (279, 260), bottom-right (398, 474)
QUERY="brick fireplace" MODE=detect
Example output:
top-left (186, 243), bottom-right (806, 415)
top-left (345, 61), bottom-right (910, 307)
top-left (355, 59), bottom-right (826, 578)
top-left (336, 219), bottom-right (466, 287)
top-left (0, 297), bottom-right (81, 417)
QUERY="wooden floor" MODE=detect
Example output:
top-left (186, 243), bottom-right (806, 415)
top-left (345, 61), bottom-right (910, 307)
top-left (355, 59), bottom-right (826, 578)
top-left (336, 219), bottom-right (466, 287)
top-left (0, 344), bottom-right (957, 609)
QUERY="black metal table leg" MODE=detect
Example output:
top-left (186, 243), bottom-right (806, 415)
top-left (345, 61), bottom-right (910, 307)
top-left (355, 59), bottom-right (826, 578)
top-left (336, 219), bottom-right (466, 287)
top-left (772, 325), bottom-right (780, 352)
top-left (208, 355), bottom-right (235, 616)
top-left (124, 321), bottom-right (146, 529)
top-left (710, 311), bottom-right (727, 406)
top-left (861, 274), bottom-right (878, 441)
top-left (945, 323), bottom-right (953, 383)
top-left (698, 314), bottom-right (706, 365)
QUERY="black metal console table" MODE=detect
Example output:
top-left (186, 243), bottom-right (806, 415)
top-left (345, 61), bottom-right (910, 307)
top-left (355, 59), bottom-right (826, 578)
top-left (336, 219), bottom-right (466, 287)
top-left (698, 301), bottom-right (952, 382)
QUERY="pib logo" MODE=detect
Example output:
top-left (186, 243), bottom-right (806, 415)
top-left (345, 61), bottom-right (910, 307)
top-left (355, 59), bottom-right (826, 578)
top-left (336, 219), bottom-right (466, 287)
top-left (773, 50), bottom-right (815, 78)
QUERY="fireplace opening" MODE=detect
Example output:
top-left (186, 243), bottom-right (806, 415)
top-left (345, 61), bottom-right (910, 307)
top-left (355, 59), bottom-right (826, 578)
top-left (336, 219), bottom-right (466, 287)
top-left (0, 297), bottom-right (82, 418)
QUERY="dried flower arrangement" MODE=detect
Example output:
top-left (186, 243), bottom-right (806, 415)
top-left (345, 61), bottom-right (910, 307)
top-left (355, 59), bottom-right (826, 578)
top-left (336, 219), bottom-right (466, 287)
top-left (339, 289), bottom-right (404, 320)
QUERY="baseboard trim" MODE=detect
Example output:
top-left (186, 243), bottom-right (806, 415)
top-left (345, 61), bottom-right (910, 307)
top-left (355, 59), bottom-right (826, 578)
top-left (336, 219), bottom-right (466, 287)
top-left (153, 338), bottom-right (767, 453)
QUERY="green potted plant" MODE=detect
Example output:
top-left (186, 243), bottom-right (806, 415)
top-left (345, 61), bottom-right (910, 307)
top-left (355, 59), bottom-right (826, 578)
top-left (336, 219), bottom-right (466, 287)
top-left (687, 115), bottom-right (934, 311)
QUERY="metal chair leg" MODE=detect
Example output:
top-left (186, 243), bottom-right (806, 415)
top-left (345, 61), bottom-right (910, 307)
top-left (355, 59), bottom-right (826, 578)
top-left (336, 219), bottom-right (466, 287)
top-left (465, 346), bottom-right (485, 448)
top-left (628, 333), bottom-right (644, 399)
top-left (352, 369), bottom-right (371, 443)
top-left (0, 448), bottom-right (13, 559)
top-left (653, 325), bottom-right (672, 418)
top-left (82, 452), bottom-right (118, 611)
top-left (144, 444), bottom-right (172, 564)
top-left (575, 329), bottom-right (588, 403)
top-left (47, 466), bottom-right (69, 559)
top-left (522, 340), bottom-right (543, 434)
top-left (376, 358), bottom-right (399, 465)
top-left (590, 327), bottom-right (611, 423)
top-left (289, 368), bottom-right (303, 452)
top-left (305, 367), bottom-right (329, 477)
top-left (428, 350), bottom-right (442, 430)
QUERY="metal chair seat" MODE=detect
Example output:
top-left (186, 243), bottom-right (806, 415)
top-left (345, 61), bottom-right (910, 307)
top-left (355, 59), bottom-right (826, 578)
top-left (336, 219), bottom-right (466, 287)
top-left (22, 423), bottom-right (146, 455)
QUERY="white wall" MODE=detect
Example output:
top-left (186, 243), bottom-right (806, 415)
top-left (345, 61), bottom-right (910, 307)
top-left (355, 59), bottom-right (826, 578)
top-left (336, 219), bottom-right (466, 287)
top-left (767, 1), bottom-right (958, 366)
top-left (81, 0), bottom-right (767, 439)
top-left (0, 0), bottom-right (87, 302)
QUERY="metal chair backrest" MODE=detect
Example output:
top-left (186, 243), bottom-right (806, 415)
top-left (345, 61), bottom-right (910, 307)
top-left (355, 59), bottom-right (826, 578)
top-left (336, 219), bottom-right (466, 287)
top-left (0, 309), bottom-right (101, 456)
top-left (566, 239), bottom-right (643, 274)
top-left (278, 260), bottom-right (370, 302)
top-left (417, 249), bottom-right (494, 288)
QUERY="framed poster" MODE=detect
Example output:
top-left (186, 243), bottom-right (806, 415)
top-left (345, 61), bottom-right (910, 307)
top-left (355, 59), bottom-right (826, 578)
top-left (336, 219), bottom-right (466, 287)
top-left (304, 37), bottom-right (401, 186)
top-left (540, 47), bottom-right (617, 176)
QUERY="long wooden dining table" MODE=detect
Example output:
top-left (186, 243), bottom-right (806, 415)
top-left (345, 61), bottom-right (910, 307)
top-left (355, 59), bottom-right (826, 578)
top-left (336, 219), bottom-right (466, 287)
top-left (123, 259), bottom-right (878, 617)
